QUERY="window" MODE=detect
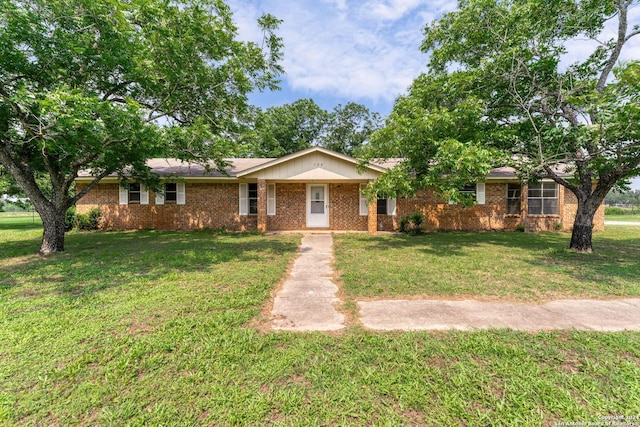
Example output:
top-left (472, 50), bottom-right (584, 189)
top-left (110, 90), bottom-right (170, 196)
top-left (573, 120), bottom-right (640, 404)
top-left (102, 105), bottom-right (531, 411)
top-left (239, 183), bottom-right (259, 216)
top-left (528, 182), bottom-right (558, 215)
top-left (267, 183), bottom-right (276, 216)
top-left (129, 183), bottom-right (141, 203)
top-left (506, 183), bottom-right (521, 215)
top-left (377, 198), bottom-right (388, 215)
top-left (459, 184), bottom-right (477, 201)
top-left (165, 183), bottom-right (177, 203)
top-left (359, 184), bottom-right (396, 216)
top-left (248, 183), bottom-right (258, 215)
top-left (449, 183), bottom-right (486, 205)
top-left (155, 183), bottom-right (185, 205)
top-left (359, 183), bottom-right (368, 216)
top-left (119, 183), bottom-right (149, 205)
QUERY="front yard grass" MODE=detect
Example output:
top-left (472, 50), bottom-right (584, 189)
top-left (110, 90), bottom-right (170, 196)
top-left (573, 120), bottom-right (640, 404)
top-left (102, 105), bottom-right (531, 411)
top-left (334, 226), bottom-right (640, 302)
top-left (605, 214), bottom-right (640, 222)
top-left (1, 219), bottom-right (640, 425)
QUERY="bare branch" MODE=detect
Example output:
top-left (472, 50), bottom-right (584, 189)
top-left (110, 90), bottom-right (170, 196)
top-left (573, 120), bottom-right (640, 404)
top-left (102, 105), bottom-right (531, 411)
top-left (69, 170), bottom-right (113, 206)
top-left (596, 0), bottom-right (629, 93)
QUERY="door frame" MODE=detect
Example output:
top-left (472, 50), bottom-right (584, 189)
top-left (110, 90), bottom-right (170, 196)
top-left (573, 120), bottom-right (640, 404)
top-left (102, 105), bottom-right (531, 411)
top-left (306, 184), bottom-right (329, 228)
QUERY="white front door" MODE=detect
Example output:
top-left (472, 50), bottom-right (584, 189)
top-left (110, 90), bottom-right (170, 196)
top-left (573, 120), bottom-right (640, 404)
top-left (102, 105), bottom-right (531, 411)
top-left (307, 184), bottom-right (329, 228)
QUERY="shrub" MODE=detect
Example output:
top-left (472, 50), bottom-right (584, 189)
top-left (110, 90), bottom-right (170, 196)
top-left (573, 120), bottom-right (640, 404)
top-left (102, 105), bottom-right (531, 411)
top-left (65, 206), bottom-right (77, 231)
top-left (399, 212), bottom-right (424, 235)
top-left (515, 223), bottom-right (526, 232)
top-left (66, 207), bottom-right (101, 231)
top-left (76, 208), bottom-right (102, 231)
top-left (605, 205), bottom-right (640, 215)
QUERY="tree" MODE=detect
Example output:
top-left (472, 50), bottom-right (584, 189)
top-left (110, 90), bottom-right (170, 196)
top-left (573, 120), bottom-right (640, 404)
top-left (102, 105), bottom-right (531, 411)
top-left (244, 99), bottom-right (327, 157)
top-left (605, 188), bottom-right (640, 205)
top-left (364, 0), bottom-right (640, 252)
top-left (244, 100), bottom-right (381, 157)
top-left (318, 102), bottom-right (382, 156)
top-left (0, 0), bottom-right (282, 254)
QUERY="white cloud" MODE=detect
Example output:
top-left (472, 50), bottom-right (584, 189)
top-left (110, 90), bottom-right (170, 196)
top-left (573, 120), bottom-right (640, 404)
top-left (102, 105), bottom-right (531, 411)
top-left (229, 1), bottom-right (638, 115)
top-left (366, 0), bottom-right (426, 21)
top-left (228, 0), bottom-right (457, 110)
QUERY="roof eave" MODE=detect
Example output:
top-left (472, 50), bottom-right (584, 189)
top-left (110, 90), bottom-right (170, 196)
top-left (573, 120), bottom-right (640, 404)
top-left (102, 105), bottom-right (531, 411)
top-left (235, 146), bottom-right (387, 177)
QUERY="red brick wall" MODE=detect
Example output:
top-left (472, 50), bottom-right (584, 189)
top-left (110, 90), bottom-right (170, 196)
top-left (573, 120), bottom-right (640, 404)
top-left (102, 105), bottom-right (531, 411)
top-left (266, 183), bottom-right (306, 230)
top-left (329, 183), bottom-right (368, 231)
top-left (76, 183), bottom-right (256, 231)
top-left (77, 181), bottom-right (604, 232)
top-left (393, 184), bottom-right (509, 231)
top-left (264, 183), bottom-right (367, 231)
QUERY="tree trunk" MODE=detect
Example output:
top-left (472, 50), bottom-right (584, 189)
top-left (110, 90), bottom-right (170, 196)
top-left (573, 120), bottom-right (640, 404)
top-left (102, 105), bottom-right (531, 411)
top-left (38, 206), bottom-right (67, 255)
top-left (569, 198), bottom-right (597, 253)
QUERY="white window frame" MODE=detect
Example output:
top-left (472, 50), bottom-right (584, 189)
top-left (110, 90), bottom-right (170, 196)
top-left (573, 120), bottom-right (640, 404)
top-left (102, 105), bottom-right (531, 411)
top-left (267, 183), bottom-right (276, 216)
top-left (176, 182), bottom-right (185, 205)
top-left (375, 197), bottom-right (397, 216)
top-left (120, 183), bottom-right (148, 205)
top-left (527, 182), bottom-right (559, 215)
top-left (360, 183), bottom-right (396, 216)
top-left (155, 182), bottom-right (185, 205)
top-left (239, 183), bottom-right (258, 216)
top-left (239, 183), bottom-right (248, 215)
top-left (359, 183), bottom-right (368, 216)
top-left (449, 183), bottom-right (485, 205)
top-left (476, 182), bottom-right (486, 205)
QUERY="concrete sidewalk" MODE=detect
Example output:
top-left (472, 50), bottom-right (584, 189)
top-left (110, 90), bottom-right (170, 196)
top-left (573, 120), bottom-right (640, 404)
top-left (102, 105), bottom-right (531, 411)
top-left (605, 221), bottom-right (640, 226)
top-left (271, 234), bottom-right (345, 331)
top-left (358, 299), bottom-right (640, 332)
top-left (269, 233), bottom-right (640, 332)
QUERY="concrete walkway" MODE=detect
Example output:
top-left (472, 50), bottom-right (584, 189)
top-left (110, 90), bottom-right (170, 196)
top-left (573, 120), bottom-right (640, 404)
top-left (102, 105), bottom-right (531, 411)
top-left (270, 234), bottom-right (640, 332)
top-left (358, 299), bottom-right (640, 332)
top-left (605, 220), bottom-right (640, 226)
top-left (271, 234), bottom-right (345, 331)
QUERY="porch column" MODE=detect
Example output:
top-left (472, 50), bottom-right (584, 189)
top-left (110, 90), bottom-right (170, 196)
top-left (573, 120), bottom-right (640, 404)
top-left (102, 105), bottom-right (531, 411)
top-left (367, 199), bottom-right (377, 234)
top-left (257, 179), bottom-right (268, 233)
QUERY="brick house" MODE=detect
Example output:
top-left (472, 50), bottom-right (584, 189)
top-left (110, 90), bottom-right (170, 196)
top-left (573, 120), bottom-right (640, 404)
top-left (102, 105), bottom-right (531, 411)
top-left (75, 147), bottom-right (604, 233)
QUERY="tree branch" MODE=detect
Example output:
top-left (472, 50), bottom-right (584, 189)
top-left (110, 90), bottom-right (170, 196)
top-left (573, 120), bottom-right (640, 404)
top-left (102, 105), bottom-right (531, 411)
top-left (596, 0), bottom-right (629, 93)
top-left (70, 170), bottom-right (113, 206)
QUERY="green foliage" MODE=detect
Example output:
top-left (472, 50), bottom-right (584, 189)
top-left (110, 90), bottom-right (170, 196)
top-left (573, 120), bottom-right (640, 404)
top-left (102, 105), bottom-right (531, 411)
top-left (76, 208), bottom-right (102, 231)
top-left (64, 206), bottom-right (76, 232)
top-left (365, 0), bottom-right (640, 251)
top-left (606, 189), bottom-right (640, 206)
top-left (605, 206), bottom-right (640, 216)
top-left (515, 223), bottom-right (526, 232)
top-left (0, 0), bottom-right (283, 253)
top-left (399, 212), bottom-right (424, 235)
top-left (64, 207), bottom-right (101, 231)
top-left (318, 103), bottom-right (383, 156)
top-left (243, 100), bottom-right (382, 157)
top-left (244, 99), bottom-right (327, 157)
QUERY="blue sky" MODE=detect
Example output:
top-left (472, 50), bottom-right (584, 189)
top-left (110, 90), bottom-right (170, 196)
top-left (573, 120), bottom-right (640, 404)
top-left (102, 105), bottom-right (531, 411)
top-left (229, 0), bottom-right (458, 116)
top-left (229, 0), bottom-right (640, 188)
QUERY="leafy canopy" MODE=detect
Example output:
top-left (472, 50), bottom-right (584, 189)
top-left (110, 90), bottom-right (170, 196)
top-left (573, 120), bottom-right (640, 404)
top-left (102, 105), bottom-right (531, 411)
top-left (0, 0), bottom-right (283, 190)
top-left (0, 0), bottom-right (283, 253)
top-left (363, 0), bottom-right (640, 209)
top-left (243, 99), bottom-right (382, 157)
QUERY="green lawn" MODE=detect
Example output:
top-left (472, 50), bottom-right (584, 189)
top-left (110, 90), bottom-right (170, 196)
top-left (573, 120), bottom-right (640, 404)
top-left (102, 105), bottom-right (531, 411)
top-left (1, 219), bottom-right (640, 425)
top-left (605, 214), bottom-right (640, 222)
top-left (334, 227), bottom-right (640, 302)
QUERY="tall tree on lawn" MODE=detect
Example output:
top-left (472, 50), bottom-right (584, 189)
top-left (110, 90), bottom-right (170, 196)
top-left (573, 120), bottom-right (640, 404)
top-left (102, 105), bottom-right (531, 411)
top-left (364, 0), bottom-right (640, 252)
top-left (0, 0), bottom-right (283, 254)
